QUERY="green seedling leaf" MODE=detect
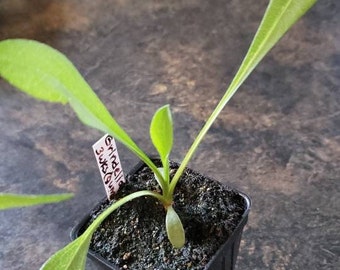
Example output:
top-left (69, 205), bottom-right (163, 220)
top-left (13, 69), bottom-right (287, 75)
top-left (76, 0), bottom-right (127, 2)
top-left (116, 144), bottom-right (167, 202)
top-left (0, 193), bottom-right (73, 210)
top-left (165, 205), bottom-right (185, 248)
top-left (40, 233), bottom-right (91, 270)
top-left (150, 105), bottom-right (173, 162)
top-left (154, 167), bottom-right (165, 186)
top-left (150, 105), bottom-right (173, 189)
top-left (41, 190), bottom-right (167, 270)
top-left (0, 39), bottom-right (162, 181)
top-left (170, 0), bottom-right (317, 192)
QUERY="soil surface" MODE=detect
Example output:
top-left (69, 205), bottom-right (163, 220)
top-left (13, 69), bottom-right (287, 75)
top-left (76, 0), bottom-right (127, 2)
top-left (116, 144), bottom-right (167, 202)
top-left (82, 160), bottom-right (247, 270)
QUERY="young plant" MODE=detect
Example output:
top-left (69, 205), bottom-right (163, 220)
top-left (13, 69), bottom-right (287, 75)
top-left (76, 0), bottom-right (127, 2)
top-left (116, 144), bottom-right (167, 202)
top-left (0, 0), bottom-right (316, 269)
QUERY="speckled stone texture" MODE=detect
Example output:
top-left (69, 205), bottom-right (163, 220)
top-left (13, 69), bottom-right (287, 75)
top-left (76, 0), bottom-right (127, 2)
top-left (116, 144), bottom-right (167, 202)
top-left (0, 0), bottom-right (339, 270)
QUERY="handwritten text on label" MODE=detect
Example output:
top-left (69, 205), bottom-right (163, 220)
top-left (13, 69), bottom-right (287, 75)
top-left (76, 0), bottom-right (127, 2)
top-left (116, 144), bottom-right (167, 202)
top-left (93, 134), bottom-right (125, 200)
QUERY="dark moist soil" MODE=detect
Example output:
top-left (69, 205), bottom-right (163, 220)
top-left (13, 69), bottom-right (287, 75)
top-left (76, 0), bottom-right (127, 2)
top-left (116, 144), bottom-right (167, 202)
top-left (81, 160), bottom-right (247, 270)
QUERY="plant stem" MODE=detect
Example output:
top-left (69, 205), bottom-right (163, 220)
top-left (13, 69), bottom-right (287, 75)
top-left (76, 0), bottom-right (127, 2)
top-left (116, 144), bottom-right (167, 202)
top-left (88, 190), bottom-right (170, 234)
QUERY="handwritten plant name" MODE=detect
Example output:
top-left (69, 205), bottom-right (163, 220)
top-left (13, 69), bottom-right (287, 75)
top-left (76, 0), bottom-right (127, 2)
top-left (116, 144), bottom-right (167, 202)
top-left (92, 134), bottom-right (125, 200)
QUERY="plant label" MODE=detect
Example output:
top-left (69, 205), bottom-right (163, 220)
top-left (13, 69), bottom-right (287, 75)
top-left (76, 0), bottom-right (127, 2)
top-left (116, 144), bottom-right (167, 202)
top-left (93, 134), bottom-right (125, 200)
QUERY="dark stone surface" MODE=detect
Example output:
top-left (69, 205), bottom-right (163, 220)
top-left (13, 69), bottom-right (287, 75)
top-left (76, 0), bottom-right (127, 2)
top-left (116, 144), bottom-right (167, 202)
top-left (0, 0), bottom-right (339, 269)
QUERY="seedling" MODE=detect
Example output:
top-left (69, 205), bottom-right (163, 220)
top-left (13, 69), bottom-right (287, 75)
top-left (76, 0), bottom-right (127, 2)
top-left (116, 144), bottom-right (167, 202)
top-left (0, 0), bottom-right (316, 269)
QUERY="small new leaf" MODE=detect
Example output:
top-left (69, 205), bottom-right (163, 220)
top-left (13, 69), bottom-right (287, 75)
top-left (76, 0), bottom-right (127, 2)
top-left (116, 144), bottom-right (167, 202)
top-left (150, 104), bottom-right (173, 163)
top-left (150, 105), bottom-right (173, 186)
top-left (0, 193), bottom-right (73, 210)
top-left (166, 206), bottom-right (185, 248)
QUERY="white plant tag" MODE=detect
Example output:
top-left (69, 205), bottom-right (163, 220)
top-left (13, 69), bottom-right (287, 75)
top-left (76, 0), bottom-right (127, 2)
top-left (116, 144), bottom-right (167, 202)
top-left (92, 134), bottom-right (125, 200)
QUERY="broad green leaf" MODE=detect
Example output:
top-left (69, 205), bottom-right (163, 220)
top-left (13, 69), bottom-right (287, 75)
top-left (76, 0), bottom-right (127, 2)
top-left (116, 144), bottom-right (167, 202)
top-left (171, 0), bottom-right (317, 191)
top-left (0, 193), bottom-right (73, 210)
top-left (41, 190), bottom-right (167, 270)
top-left (150, 105), bottom-right (173, 187)
top-left (165, 205), bottom-right (185, 248)
top-left (40, 233), bottom-right (91, 270)
top-left (0, 39), bottom-right (161, 181)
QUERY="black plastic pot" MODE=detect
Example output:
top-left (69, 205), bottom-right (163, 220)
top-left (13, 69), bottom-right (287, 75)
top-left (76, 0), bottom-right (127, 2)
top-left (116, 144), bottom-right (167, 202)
top-left (71, 160), bottom-right (251, 270)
